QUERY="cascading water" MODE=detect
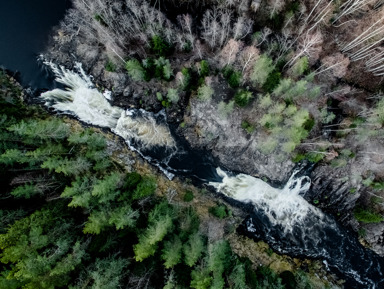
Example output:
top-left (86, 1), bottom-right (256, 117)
top-left (40, 61), bottom-right (384, 288)
top-left (40, 60), bottom-right (218, 181)
top-left (210, 167), bottom-right (384, 289)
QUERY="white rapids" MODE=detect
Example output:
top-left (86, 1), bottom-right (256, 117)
top-left (40, 61), bottom-right (176, 150)
top-left (209, 167), bottom-right (322, 233)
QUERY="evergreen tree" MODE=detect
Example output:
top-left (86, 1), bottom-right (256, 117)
top-left (183, 233), bottom-right (205, 267)
top-left (251, 55), bottom-right (275, 87)
top-left (126, 59), bottom-right (146, 81)
top-left (162, 236), bottom-right (182, 268)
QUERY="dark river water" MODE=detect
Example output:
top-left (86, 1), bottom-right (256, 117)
top-left (0, 0), bottom-right (69, 88)
top-left (1, 1), bottom-right (384, 288)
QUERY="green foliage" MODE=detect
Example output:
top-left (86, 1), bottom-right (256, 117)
top-left (190, 266), bottom-right (212, 289)
top-left (0, 73), bottom-right (322, 289)
top-left (132, 176), bottom-right (156, 200)
top-left (105, 59), bottom-right (116, 72)
top-left (199, 60), bottom-right (210, 77)
top-left (108, 204), bottom-right (139, 230)
top-left (8, 118), bottom-right (70, 141)
top-left (320, 108), bottom-right (336, 124)
top-left (181, 67), bottom-right (192, 90)
top-left (197, 84), bottom-right (214, 101)
top-left (162, 236), bottom-right (183, 268)
top-left (61, 177), bottom-right (94, 208)
top-left (209, 204), bottom-right (230, 219)
top-left (154, 57), bottom-right (173, 81)
top-left (255, 266), bottom-right (285, 289)
top-left (68, 128), bottom-right (107, 150)
top-left (11, 184), bottom-right (42, 199)
top-left (234, 90), bottom-right (253, 107)
top-left (354, 207), bottom-right (384, 223)
top-left (305, 152), bottom-right (325, 163)
top-left (290, 57), bottom-right (309, 78)
top-left (262, 71), bottom-right (281, 93)
top-left (229, 262), bottom-right (247, 289)
top-left (94, 14), bottom-right (106, 25)
top-left (125, 59), bottom-right (146, 81)
top-left (142, 57), bottom-right (155, 81)
top-left (134, 202), bottom-right (174, 261)
top-left (0, 208), bottom-right (86, 289)
top-left (41, 156), bottom-right (92, 176)
top-left (218, 101), bottom-right (235, 118)
top-left (241, 120), bottom-right (256, 134)
top-left (151, 35), bottom-right (171, 56)
top-left (166, 88), bottom-right (180, 104)
top-left (251, 55), bottom-right (275, 87)
top-left (273, 78), bottom-right (293, 98)
top-left (123, 171), bottom-right (142, 191)
top-left (260, 94), bottom-right (273, 108)
top-left (183, 233), bottom-right (205, 267)
top-left (222, 66), bottom-right (241, 88)
top-left (207, 240), bottom-right (232, 273)
top-left (183, 190), bottom-right (194, 202)
top-left (83, 209), bottom-right (109, 234)
top-left (77, 257), bottom-right (129, 289)
top-left (285, 80), bottom-right (308, 100)
top-left (309, 86), bottom-right (321, 98)
top-left (257, 101), bottom-right (310, 155)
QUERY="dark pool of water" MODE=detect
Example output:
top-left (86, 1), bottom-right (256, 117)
top-left (0, 0), bottom-right (69, 89)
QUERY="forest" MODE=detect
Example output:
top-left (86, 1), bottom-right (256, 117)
top-left (2, 0), bottom-right (384, 287)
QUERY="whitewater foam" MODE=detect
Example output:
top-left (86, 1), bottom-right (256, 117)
top-left (40, 61), bottom-right (176, 150)
top-left (210, 168), bottom-right (318, 232)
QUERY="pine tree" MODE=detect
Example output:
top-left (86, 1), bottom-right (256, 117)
top-left (125, 59), bottom-right (145, 81)
top-left (8, 119), bottom-right (70, 141)
top-left (83, 210), bottom-right (110, 234)
top-left (162, 236), bottom-right (182, 268)
top-left (250, 55), bottom-right (275, 87)
top-left (132, 176), bottom-right (156, 200)
top-left (228, 262), bottom-right (247, 289)
top-left (108, 204), bottom-right (139, 230)
top-left (87, 257), bottom-right (129, 289)
top-left (91, 172), bottom-right (123, 204)
top-left (11, 184), bottom-right (42, 199)
top-left (134, 211), bottom-right (173, 261)
top-left (166, 88), bottom-right (180, 104)
top-left (197, 84), bottom-right (214, 101)
top-left (183, 232), bottom-right (205, 267)
top-left (190, 266), bottom-right (212, 289)
top-left (61, 177), bottom-right (94, 208)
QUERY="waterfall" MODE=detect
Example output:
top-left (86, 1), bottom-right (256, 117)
top-left (40, 61), bottom-right (177, 178)
top-left (210, 167), bottom-right (384, 289)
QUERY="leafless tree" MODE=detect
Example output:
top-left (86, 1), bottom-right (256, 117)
top-left (239, 46), bottom-right (260, 74)
top-left (333, 0), bottom-right (376, 25)
top-left (285, 30), bottom-right (323, 67)
top-left (218, 39), bottom-right (243, 68)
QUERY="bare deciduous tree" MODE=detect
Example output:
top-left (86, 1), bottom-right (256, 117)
top-left (285, 30), bottom-right (323, 67)
top-left (319, 53), bottom-right (351, 78)
top-left (238, 46), bottom-right (260, 76)
top-left (218, 39), bottom-right (243, 68)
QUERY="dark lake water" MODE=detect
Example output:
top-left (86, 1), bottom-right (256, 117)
top-left (0, 0), bottom-right (69, 89)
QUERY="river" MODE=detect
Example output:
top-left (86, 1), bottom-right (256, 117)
top-left (1, 2), bottom-right (384, 288)
top-left (0, 0), bottom-right (69, 89)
